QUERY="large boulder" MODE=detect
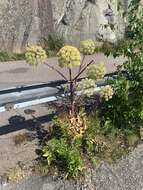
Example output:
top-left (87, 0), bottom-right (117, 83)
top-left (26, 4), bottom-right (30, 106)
top-left (0, 0), bottom-right (129, 52)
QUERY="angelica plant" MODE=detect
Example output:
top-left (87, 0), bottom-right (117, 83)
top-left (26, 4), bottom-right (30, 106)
top-left (57, 45), bottom-right (81, 68)
top-left (25, 45), bottom-right (47, 66)
top-left (100, 85), bottom-right (114, 101)
top-left (80, 39), bottom-right (96, 55)
top-left (87, 63), bottom-right (106, 81)
top-left (25, 40), bottom-right (107, 116)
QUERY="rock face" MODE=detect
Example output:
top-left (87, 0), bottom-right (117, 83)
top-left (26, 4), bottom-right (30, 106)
top-left (51, 0), bottom-right (128, 45)
top-left (0, 0), bottom-right (53, 52)
top-left (0, 0), bottom-right (129, 52)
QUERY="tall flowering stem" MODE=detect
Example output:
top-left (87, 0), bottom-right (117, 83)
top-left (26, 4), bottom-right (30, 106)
top-left (78, 55), bottom-right (85, 73)
top-left (69, 68), bottom-right (75, 115)
top-left (74, 60), bottom-right (95, 81)
top-left (68, 60), bottom-right (95, 116)
top-left (44, 62), bottom-right (68, 81)
top-left (25, 40), bottom-right (106, 117)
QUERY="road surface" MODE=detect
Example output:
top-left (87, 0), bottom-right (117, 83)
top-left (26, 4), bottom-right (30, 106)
top-left (0, 53), bottom-right (125, 90)
top-left (0, 53), bottom-right (125, 128)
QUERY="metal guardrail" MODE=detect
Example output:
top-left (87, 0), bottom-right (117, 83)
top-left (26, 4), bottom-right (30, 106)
top-left (0, 72), bottom-right (117, 113)
top-left (0, 80), bottom-right (67, 95)
top-left (0, 82), bottom-right (61, 112)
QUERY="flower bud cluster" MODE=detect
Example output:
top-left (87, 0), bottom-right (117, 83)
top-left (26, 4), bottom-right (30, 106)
top-left (57, 45), bottom-right (81, 68)
top-left (100, 85), bottom-right (114, 101)
top-left (69, 114), bottom-right (88, 138)
top-left (87, 63), bottom-right (106, 81)
top-left (80, 39), bottom-right (96, 55)
top-left (25, 45), bottom-right (47, 66)
top-left (77, 78), bottom-right (96, 97)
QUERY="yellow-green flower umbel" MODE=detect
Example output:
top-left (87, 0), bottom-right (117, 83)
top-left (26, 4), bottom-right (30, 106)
top-left (57, 45), bottom-right (81, 68)
top-left (25, 45), bottom-right (47, 66)
top-left (87, 63), bottom-right (106, 81)
top-left (80, 39), bottom-right (95, 55)
top-left (77, 78), bottom-right (96, 97)
top-left (100, 85), bottom-right (114, 101)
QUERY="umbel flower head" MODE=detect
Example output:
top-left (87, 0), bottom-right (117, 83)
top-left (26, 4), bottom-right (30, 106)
top-left (100, 85), bottom-right (114, 101)
top-left (25, 45), bottom-right (47, 66)
top-left (77, 78), bottom-right (96, 97)
top-left (57, 45), bottom-right (81, 69)
top-left (87, 63), bottom-right (106, 81)
top-left (80, 39), bottom-right (96, 55)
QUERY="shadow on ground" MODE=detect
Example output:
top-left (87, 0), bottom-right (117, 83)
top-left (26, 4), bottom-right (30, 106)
top-left (0, 113), bottom-right (55, 136)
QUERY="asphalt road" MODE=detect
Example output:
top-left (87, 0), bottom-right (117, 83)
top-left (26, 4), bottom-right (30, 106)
top-left (0, 53), bottom-right (125, 129)
top-left (0, 53), bottom-right (125, 90)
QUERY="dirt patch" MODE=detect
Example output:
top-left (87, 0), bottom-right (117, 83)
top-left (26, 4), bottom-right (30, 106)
top-left (0, 131), bottom-right (37, 176)
top-left (0, 103), bottom-right (55, 178)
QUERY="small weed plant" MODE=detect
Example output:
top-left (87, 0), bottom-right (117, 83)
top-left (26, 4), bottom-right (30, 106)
top-left (0, 51), bottom-right (25, 62)
top-left (41, 33), bottom-right (65, 56)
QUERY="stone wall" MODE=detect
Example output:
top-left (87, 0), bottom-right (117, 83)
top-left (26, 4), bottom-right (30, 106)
top-left (0, 0), bottom-right (129, 52)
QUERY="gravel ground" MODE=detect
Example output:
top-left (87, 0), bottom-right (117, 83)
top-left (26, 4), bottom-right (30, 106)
top-left (0, 143), bottom-right (143, 190)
